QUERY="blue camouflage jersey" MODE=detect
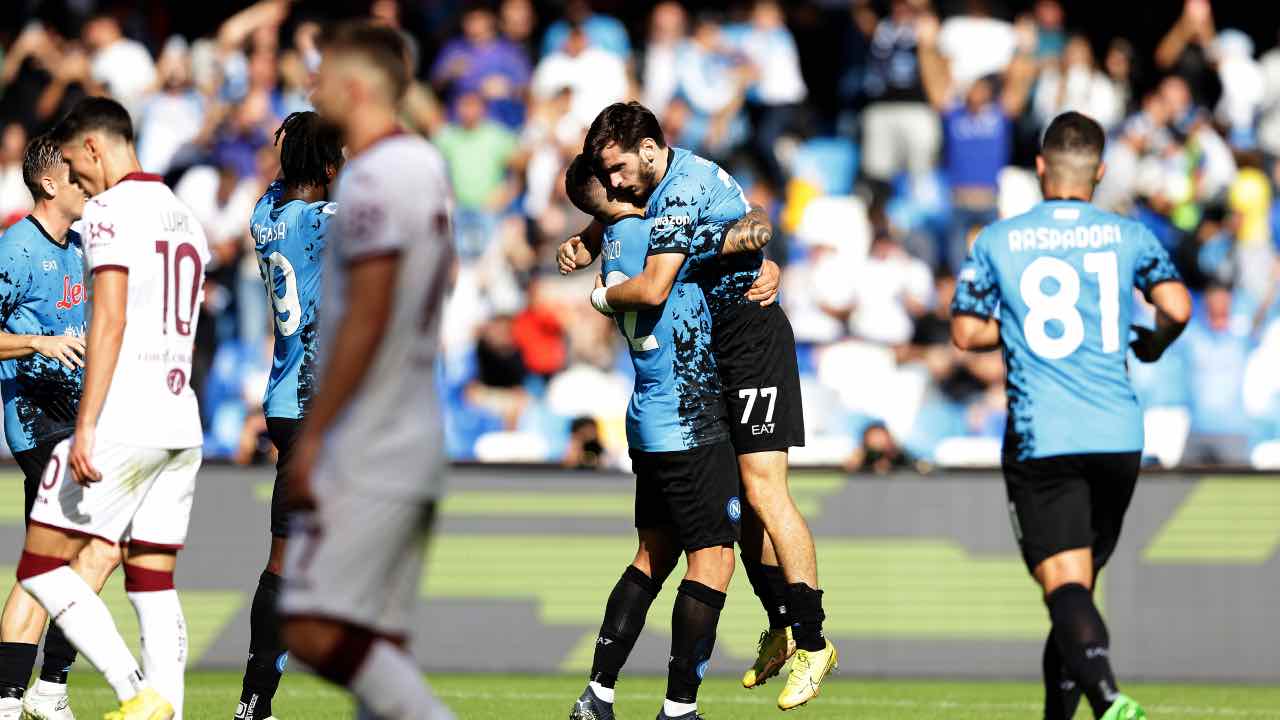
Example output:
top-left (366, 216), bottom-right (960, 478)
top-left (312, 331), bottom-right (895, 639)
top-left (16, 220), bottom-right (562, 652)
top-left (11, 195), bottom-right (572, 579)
top-left (0, 217), bottom-right (86, 452)
top-left (251, 181), bottom-right (334, 420)
top-left (952, 200), bottom-right (1182, 460)
top-left (602, 215), bottom-right (728, 452)
top-left (645, 147), bottom-right (758, 321)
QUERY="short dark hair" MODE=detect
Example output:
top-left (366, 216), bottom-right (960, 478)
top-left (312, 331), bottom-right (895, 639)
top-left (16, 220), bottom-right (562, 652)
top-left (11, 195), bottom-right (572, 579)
top-left (584, 102), bottom-right (666, 161)
top-left (274, 111), bottom-right (344, 190)
top-left (564, 152), bottom-right (608, 218)
top-left (1040, 111), bottom-right (1105, 159)
top-left (22, 134), bottom-right (63, 201)
top-left (318, 21), bottom-right (411, 102)
top-left (49, 96), bottom-right (134, 145)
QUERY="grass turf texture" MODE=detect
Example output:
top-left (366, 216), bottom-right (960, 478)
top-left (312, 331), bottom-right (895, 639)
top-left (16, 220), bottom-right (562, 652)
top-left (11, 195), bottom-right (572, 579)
top-left (59, 671), bottom-right (1280, 719)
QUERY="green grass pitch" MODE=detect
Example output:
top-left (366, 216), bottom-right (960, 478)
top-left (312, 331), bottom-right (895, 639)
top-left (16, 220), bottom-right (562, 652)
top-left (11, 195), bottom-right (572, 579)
top-left (61, 671), bottom-right (1280, 719)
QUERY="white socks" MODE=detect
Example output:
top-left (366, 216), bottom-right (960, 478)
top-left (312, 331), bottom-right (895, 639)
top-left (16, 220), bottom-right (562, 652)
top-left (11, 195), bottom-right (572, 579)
top-left (663, 699), bottom-right (698, 717)
top-left (128, 589), bottom-right (187, 719)
top-left (350, 640), bottom-right (454, 720)
top-left (589, 681), bottom-right (615, 703)
top-left (20, 566), bottom-right (144, 702)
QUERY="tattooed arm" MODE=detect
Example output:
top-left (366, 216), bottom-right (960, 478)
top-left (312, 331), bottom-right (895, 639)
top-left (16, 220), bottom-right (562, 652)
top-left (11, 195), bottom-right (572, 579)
top-left (720, 204), bottom-right (773, 255)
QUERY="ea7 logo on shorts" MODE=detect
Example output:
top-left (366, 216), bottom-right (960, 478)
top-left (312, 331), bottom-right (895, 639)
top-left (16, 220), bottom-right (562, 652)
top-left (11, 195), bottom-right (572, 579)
top-left (726, 496), bottom-right (741, 523)
top-left (752, 423), bottom-right (776, 436)
top-left (167, 368), bottom-right (187, 395)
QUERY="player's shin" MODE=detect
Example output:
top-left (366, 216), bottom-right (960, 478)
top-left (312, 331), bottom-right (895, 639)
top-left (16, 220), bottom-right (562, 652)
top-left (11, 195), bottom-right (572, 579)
top-left (348, 638), bottom-right (447, 720)
top-left (125, 564), bottom-right (186, 718)
top-left (239, 570), bottom-right (286, 719)
top-left (1047, 583), bottom-right (1119, 718)
top-left (741, 556), bottom-right (788, 631)
top-left (784, 582), bottom-right (826, 652)
top-left (1043, 628), bottom-right (1084, 720)
top-left (664, 580), bottom-right (726, 716)
top-left (589, 565), bottom-right (661, 700)
top-left (0, 641), bottom-right (37, 703)
top-left (17, 555), bottom-right (144, 703)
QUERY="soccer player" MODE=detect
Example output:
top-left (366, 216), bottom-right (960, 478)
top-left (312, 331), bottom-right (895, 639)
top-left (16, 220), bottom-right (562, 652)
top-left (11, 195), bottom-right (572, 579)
top-left (233, 110), bottom-right (343, 720)
top-left (16, 96), bottom-right (210, 720)
top-left (562, 102), bottom-right (837, 709)
top-left (950, 111), bottom-right (1191, 720)
top-left (564, 154), bottom-right (779, 720)
top-left (0, 135), bottom-right (122, 720)
top-left (279, 22), bottom-right (455, 720)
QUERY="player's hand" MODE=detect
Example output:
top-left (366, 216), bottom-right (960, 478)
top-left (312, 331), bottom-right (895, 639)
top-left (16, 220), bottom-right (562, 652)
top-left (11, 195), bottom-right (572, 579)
top-left (746, 259), bottom-right (781, 306)
top-left (1129, 325), bottom-right (1163, 363)
top-left (68, 426), bottom-right (101, 485)
top-left (558, 236), bottom-right (591, 275)
top-left (30, 335), bottom-right (86, 370)
top-left (287, 431), bottom-right (320, 511)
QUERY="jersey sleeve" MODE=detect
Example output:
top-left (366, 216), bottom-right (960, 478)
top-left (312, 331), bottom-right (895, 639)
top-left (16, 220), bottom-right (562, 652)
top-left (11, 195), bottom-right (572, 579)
top-left (81, 199), bottom-right (133, 272)
top-left (951, 231), bottom-right (1001, 319)
top-left (303, 201), bottom-right (338, 254)
top-left (647, 173), bottom-right (702, 256)
top-left (1132, 224), bottom-right (1181, 297)
top-left (681, 219), bottom-right (734, 274)
top-left (0, 242), bottom-right (31, 324)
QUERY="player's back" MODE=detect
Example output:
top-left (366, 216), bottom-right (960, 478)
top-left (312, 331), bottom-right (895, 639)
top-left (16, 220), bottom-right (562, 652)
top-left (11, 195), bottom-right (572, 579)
top-left (321, 135), bottom-right (453, 499)
top-left (956, 199), bottom-right (1180, 460)
top-left (600, 216), bottom-right (726, 453)
top-left (251, 181), bottom-right (333, 419)
top-left (82, 173), bottom-right (209, 449)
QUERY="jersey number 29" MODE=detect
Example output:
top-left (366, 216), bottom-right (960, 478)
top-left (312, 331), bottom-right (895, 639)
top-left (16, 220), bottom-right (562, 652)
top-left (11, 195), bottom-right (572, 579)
top-left (1020, 251), bottom-right (1119, 359)
top-left (258, 252), bottom-right (302, 337)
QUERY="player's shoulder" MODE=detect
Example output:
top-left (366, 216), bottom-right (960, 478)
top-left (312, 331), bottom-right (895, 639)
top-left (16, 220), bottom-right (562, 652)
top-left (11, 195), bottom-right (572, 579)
top-left (0, 216), bottom-right (38, 250)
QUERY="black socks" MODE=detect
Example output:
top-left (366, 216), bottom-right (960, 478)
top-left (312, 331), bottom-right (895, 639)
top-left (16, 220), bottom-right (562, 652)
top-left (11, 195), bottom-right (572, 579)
top-left (1046, 583), bottom-right (1118, 718)
top-left (590, 566), bottom-right (661, 690)
top-left (666, 580), bottom-right (726, 704)
top-left (785, 582), bottom-right (826, 652)
top-left (741, 557), bottom-right (788, 630)
top-left (1042, 628), bottom-right (1084, 720)
top-left (239, 571), bottom-right (286, 719)
top-left (38, 623), bottom-right (76, 684)
top-left (0, 642), bottom-right (36, 698)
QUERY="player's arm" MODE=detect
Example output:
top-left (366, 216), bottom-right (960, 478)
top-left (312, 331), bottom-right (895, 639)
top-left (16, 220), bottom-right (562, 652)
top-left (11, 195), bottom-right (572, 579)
top-left (0, 332), bottom-right (84, 367)
top-left (951, 313), bottom-right (1001, 352)
top-left (720, 205), bottom-right (773, 255)
top-left (593, 252), bottom-right (685, 313)
top-left (1131, 281), bottom-right (1191, 362)
top-left (68, 268), bottom-right (127, 484)
top-left (950, 235), bottom-right (1002, 352)
top-left (557, 220), bottom-right (605, 274)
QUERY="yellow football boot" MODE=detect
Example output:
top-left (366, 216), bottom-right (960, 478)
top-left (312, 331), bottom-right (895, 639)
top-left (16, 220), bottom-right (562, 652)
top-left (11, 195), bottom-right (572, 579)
top-left (777, 640), bottom-right (838, 710)
top-left (742, 627), bottom-right (795, 689)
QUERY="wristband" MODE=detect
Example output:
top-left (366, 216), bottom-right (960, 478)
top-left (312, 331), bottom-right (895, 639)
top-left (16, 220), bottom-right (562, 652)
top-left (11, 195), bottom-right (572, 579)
top-left (590, 286), bottom-right (614, 315)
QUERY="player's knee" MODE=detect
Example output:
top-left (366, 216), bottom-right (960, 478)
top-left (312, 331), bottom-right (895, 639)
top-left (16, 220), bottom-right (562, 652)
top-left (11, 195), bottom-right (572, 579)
top-left (1035, 550), bottom-right (1094, 595)
top-left (79, 540), bottom-right (123, 579)
top-left (123, 563), bottom-right (175, 592)
top-left (284, 619), bottom-right (376, 686)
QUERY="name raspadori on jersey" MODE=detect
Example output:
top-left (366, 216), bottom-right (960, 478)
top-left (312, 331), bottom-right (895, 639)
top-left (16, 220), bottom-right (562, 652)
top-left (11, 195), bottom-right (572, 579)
top-left (1007, 223), bottom-right (1124, 253)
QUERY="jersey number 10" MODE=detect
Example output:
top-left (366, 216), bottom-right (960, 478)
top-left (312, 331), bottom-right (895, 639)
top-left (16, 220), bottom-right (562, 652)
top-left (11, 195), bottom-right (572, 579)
top-left (1020, 251), bottom-right (1119, 359)
top-left (155, 240), bottom-right (203, 337)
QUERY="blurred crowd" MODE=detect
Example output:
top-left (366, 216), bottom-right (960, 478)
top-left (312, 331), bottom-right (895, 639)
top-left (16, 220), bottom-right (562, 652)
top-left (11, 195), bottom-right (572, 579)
top-left (5, 0), bottom-right (1280, 470)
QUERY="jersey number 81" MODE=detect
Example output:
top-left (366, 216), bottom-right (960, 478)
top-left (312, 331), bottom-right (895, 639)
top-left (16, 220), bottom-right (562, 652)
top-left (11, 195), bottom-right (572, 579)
top-left (1020, 251), bottom-right (1119, 359)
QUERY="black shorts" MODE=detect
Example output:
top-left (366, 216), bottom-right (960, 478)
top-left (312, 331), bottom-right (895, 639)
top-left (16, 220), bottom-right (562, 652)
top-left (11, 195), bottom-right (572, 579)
top-left (713, 302), bottom-right (805, 454)
top-left (13, 439), bottom-right (63, 524)
top-left (1002, 451), bottom-right (1142, 574)
top-left (267, 417), bottom-right (303, 538)
top-left (631, 441), bottom-right (741, 552)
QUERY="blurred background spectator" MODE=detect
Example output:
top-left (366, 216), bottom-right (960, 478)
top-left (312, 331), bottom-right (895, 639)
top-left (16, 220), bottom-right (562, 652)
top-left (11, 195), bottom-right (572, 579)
top-left (5, 0), bottom-right (1280, 471)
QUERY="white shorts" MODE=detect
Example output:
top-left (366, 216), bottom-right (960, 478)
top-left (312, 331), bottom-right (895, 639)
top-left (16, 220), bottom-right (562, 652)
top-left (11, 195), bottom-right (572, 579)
top-left (280, 486), bottom-right (436, 637)
top-left (29, 436), bottom-right (202, 548)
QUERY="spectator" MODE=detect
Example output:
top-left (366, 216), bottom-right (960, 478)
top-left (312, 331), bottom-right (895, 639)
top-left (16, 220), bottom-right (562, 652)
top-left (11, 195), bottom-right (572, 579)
top-left (563, 416), bottom-right (606, 469)
top-left (1104, 38), bottom-right (1138, 116)
top-left (642, 2), bottom-right (688, 117)
top-left (467, 315), bottom-right (531, 429)
top-left (82, 12), bottom-right (157, 121)
top-left (846, 422), bottom-right (919, 474)
top-left (1031, 0), bottom-right (1065, 60)
top-left (1179, 283), bottom-right (1255, 465)
top-left (846, 231), bottom-right (934, 346)
top-left (432, 3), bottom-right (532, 129)
top-left (858, 0), bottom-right (940, 200)
top-left (531, 24), bottom-right (628, 131)
top-left (500, 0), bottom-right (539, 61)
top-left (937, 0), bottom-right (1016, 94)
top-left (733, 0), bottom-right (808, 187)
top-left (137, 37), bottom-right (206, 176)
top-left (540, 0), bottom-right (631, 59)
top-left (511, 277), bottom-right (568, 378)
top-left (1213, 30), bottom-right (1265, 148)
top-left (1154, 0), bottom-right (1221, 108)
top-left (1, 24), bottom-right (96, 133)
top-left (1031, 35), bottom-right (1124, 133)
top-left (922, 16), bottom-right (1035, 269)
top-left (1257, 31), bottom-right (1280, 157)
top-left (0, 122), bottom-right (30, 225)
top-left (434, 92), bottom-right (519, 257)
top-left (671, 14), bottom-right (751, 158)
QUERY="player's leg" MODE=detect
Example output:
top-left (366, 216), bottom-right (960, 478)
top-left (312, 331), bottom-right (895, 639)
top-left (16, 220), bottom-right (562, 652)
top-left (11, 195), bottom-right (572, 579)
top-left (736, 504), bottom-right (793, 690)
top-left (281, 485), bottom-right (451, 720)
top-left (119, 547), bottom-right (186, 719)
top-left (659, 442), bottom-right (738, 720)
top-left (237, 417), bottom-right (299, 720)
top-left (573, 452), bottom-right (679, 720)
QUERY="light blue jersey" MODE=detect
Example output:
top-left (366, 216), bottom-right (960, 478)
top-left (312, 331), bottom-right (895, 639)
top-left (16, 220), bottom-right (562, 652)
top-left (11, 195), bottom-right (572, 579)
top-left (251, 181), bottom-right (335, 420)
top-left (645, 147), bottom-right (759, 321)
top-left (0, 217), bottom-right (86, 452)
top-left (602, 215), bottom-right (728, 452)
top-left (952, 200), bottom-right (1181, 460)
